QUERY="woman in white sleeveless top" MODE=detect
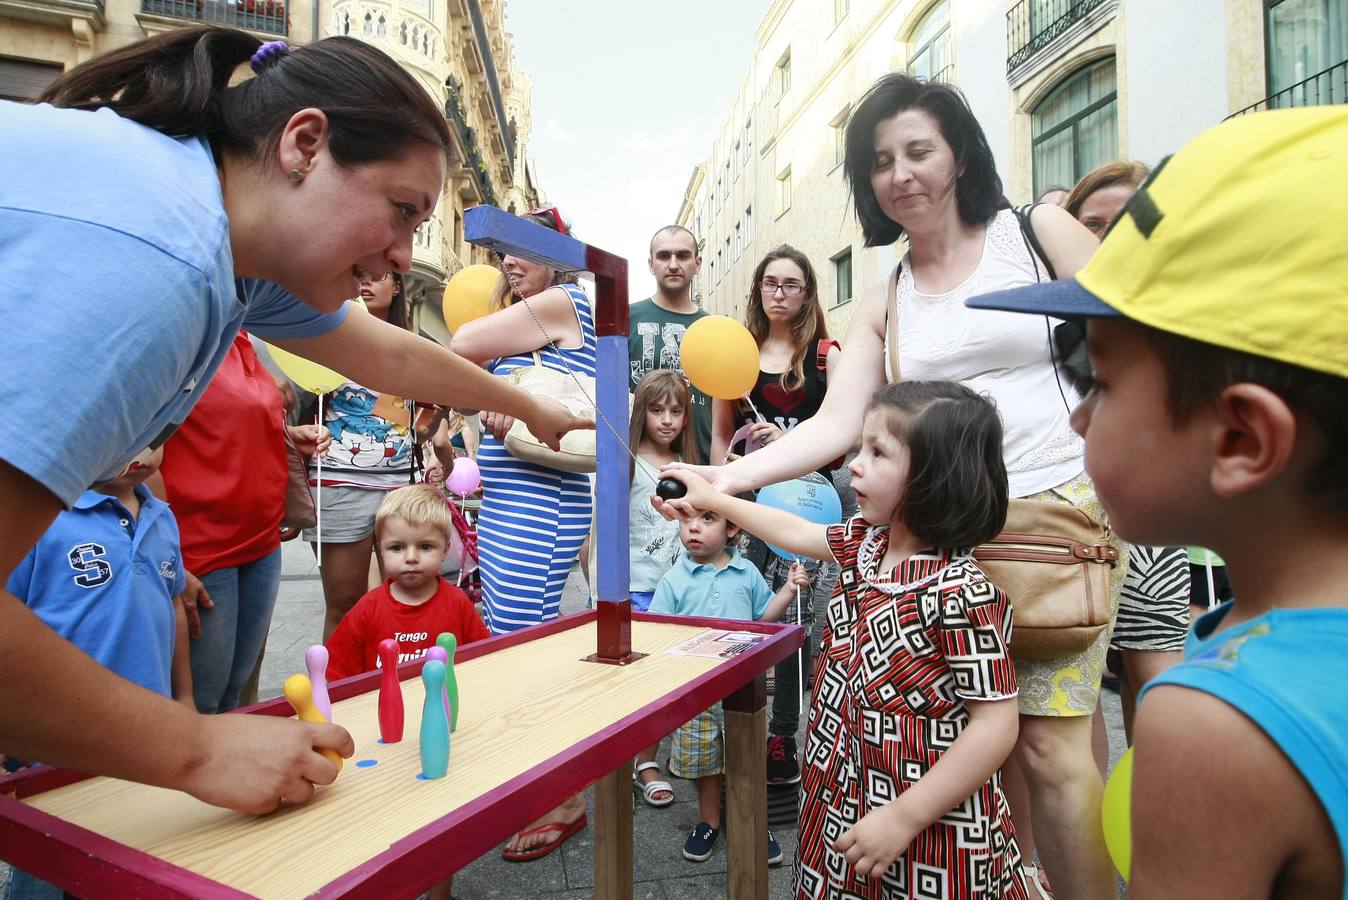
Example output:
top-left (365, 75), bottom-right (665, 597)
top-left (671, 74), bottom-right (1117, 900)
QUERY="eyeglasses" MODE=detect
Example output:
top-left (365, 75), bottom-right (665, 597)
top-left (527, 205), bottom-right (569, 235)
top-left (759, 280), bottom-right (805, 296)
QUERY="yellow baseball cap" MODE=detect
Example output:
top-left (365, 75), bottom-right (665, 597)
top-left (968, 106), bottom-right (1348, 380)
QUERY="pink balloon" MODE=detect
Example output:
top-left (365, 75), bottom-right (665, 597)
top-left (446, 456), bottom-right (480, 496)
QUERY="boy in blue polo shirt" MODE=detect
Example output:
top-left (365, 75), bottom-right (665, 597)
top-left (6, 446), bottom-right (192, 714)
top-left (650, 508), bottom-right (806, 865)
top-left (968, 107), bottom-right (1348, 898)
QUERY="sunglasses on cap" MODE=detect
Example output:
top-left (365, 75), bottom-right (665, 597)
top-left (527, 205), bottom-right (569, 235)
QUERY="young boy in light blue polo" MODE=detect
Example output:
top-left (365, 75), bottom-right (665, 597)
top-left (650, 508), bottom-right (806, 865)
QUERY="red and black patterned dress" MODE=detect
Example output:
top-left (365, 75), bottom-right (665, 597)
top-left (795, 518), bottom-right (1026, 899)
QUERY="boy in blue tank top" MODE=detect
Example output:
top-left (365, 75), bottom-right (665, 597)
top-left (968, 106), bottom-right (1348, 898)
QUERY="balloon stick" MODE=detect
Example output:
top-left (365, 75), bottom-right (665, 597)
top-left (795, 559), bottom-right (804, 725)
top-left (742, 393), bottom-right (767, 424)
top-left (316, 393), bottom-right (324, 568)
top-left (1205, 559), bottom-right (1216, 610)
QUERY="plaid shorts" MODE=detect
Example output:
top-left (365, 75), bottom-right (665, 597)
top-left (669, 704), bottom-right (724, 779)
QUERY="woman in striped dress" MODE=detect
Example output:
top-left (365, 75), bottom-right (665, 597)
top-left (452, 206), bottom-right (596, 636)
top-left (452, 206), bottom-right (595, 861)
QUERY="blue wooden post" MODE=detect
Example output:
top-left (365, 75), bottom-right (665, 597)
top-left (464, 207), bottom-right (643, 664)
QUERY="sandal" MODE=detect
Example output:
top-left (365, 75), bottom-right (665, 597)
top-left (632, 761), bottom-right (675, 807)
top-left (1022, 864), bottom-right (1054, 900)
top-left (501, 814), bottom-right (587, 862)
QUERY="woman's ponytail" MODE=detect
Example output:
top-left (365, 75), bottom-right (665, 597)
top-left (39, 27), bottom-right (258, 139)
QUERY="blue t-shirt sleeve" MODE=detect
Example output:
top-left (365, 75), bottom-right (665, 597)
top-left (748, 569), bottom-right (773, 620)
top-left (0, 215), bottom-right (214, 506)
top-left (649, 575), bottom-right (677, 615)
top-left (241, 280), bottom-right (348, 340)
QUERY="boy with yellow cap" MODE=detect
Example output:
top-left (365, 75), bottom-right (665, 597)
top-left (969, 106), bottom-right (1348, 898)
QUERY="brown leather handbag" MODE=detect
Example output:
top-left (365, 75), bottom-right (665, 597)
top-left (280, 426), bottom-right (317, 530)
top-left (972, 500), bottom-right (1118, 659)
top-left (884, 262), bottom-right (1119, 660)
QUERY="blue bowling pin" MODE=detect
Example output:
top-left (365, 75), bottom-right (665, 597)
top-left (419, 660), bottom-right (451, 779)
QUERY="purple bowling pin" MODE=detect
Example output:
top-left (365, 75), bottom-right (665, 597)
top-left (305, 645), bottom-right (332, 722)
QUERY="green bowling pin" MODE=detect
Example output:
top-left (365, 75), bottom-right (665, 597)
top-left (435, 632), bottom-right (460, 732)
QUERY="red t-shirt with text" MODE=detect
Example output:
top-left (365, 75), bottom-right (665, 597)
top-left (325, 578), bottom-right (489, 680)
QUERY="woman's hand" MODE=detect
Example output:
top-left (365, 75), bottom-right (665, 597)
top-left (834, 803), bottom-right (921, 880)
top-left (180, 571), bottom-right (214, 640)
top-left (522, 397), bottom-right (593, 451)
top-left (482, 410), bottom-right (515, 441)
top-left (749, 421), bottom-right (784, 445)
top-left (286, 424), bottom-right (330, 458)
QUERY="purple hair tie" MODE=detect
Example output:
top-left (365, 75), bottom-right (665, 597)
top-left (250, 40), bottom-right (290, 73)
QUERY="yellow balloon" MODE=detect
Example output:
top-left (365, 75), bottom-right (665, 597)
top-left (442, 263), bottom-right (501, 333)
top-left (679, 315), bottom-right (761, 400)
top-left (264, 343), bottom-right (347, 394)
top-left (1101, 746), bottom-right (1133, 881)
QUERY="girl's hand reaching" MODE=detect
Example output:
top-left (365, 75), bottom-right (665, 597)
top-left (653, 463), bottom-right (748, 520)
top-left (834, 803), bottom-right (920, 880)
top-left (649, 468), bottom-right (720, 521)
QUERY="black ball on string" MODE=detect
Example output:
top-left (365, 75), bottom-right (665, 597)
top-left (655, 478), bottom-right (687, 501)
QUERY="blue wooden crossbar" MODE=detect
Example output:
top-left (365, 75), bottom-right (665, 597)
top-left (464, 206), bottom-right (640, 664)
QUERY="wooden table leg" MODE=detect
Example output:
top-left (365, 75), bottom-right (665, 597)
top-left (593, 759), bottom-right (634, 900)
top-left (724, 674), bottom-right (769, 900)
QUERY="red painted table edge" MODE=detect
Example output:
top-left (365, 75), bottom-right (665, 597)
top-left (0, 610), bottom-right (802, 899)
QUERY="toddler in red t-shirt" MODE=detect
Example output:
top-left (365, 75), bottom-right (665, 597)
top-left (326, 485), bottom-right (489, 680)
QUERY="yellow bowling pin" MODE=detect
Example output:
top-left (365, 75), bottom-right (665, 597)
top-left (283, 674), bottom-right (344, 772)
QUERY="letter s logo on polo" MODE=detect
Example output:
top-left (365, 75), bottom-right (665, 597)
top-left (68, 543), bottom-right (112, 589)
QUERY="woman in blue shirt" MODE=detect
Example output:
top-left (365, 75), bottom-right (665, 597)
top-left (0, 27), bottom-right (585, 816)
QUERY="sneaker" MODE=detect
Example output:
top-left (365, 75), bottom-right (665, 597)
top-left (682, 821), bottom-right (721, 862)
top-left (767, 830), bottom-right (784, 867)
top-left (766, 734), bottom-right (801, 785)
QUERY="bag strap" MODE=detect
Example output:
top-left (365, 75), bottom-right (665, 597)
top-left (1012, 203), bottom-right (1058, 282)
top-left (815, 337), bottom-right (839, 386)
top-left (883, 264), bottom-right (902, 383)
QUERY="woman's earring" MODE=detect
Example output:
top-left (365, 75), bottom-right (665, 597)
top-left (289, 169), bottom-right (304, 183)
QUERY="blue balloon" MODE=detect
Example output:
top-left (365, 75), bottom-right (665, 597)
top-left (755, 472), bottom-right (843, 560)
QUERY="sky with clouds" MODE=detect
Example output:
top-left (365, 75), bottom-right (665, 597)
top-left (504, 0), bottom-right (773, 300)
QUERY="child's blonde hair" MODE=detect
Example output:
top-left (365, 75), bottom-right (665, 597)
top-left (630, 369), bottom-right (703, 478)
top-left (374, 484), bottom-right (452, 542)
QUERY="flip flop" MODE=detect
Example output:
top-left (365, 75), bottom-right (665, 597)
top-left (501, 814), bottom-right (588, 862)
top-left (632, 761), bottom-right (675, 807)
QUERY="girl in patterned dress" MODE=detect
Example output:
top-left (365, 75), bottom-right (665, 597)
top-left (656, 381), bottom-right (1026, 899)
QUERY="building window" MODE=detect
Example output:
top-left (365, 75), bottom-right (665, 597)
top-left (1031, 58), bottom-right (1117, 200)
top-left (775, 166), bottom-right (792, 216)
top-left (710, 257), bottom-right (717, 287)
top-left (0, 57), bottom-right (63, 102)
top-left (723, 237), bottom-right (731, 273)
top-left (733, 140), bottom-right (742, 177)
top-left (832, 249), bottom-right (853, 307)
top-left (714, 177), bottom-right (722, 211)
top-left (776, 49), bottom-right (792, 99)
top-left (734, 222), bottom-right (743, 260)
top-left (745, 119), bottom-right (753, 159)
top-left (830, 105), bottom-right (850, 167)
top-left (1266, 0), bottom-right (1347, 106)
top-left (835, 0), bottom-right (850, 24)
top-left (744, 206), bottom-right (753, 245)
top-left (907, 1), bottom-right (952, 83)
top-left (723, 162), bottom-right (731, 200)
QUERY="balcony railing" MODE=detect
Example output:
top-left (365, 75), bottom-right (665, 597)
top-left (1228, 58), bottom-right (1348, 118)
top-left (140, 0), bottom-right (286, 34)
top-left (445, 77), bottom-right (498, 207)
top-left (1006, 0), bottom-right (1107, 73)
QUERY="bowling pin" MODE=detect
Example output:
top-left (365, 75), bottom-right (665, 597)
top-left (419, 660), bottom-right (450, 779)
top-left (305, 645), bottom-right (332, 722)
top-left (426, 646), bottom-right (451, 725)
top-left (377, 638), bottom-right (404, 743)
top-left (435, 632), bottom-right (460, 732)
top-left (283, 674), bottom-right (343, 772)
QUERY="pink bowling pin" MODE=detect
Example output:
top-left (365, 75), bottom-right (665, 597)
top-left (377, 639), bottom-right (404, 743)
top-left (426, 646), bottom-right (451, 725)
top-left (305, 645), bottom-right (331, 721)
